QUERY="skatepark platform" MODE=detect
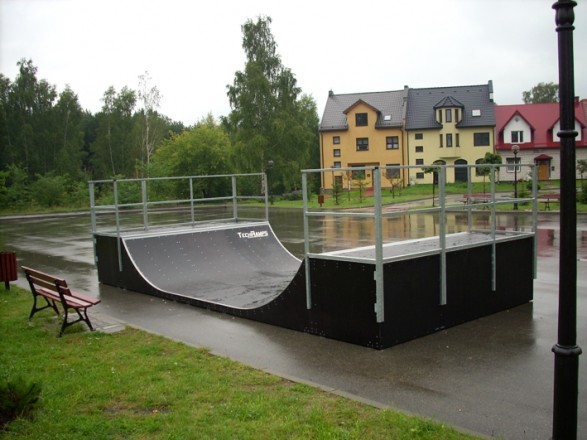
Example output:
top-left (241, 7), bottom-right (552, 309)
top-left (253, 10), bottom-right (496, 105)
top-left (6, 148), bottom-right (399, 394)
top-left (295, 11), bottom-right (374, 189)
top-left (94, 220), bottom-right (534, 349)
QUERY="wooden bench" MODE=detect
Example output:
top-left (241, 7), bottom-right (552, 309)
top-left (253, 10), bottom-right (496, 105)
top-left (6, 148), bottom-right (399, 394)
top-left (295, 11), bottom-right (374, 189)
top-left (22, 266), bottom-right (101, 336)
top-left (540, 193), bottom-right (560, 210)
top-left (462, 193), bottom-right (492, 204)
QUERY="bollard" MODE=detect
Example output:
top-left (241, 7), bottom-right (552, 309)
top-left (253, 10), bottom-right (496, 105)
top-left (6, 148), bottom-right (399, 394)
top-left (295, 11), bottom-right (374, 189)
top-left (0, 251), bottom-right (17, 290)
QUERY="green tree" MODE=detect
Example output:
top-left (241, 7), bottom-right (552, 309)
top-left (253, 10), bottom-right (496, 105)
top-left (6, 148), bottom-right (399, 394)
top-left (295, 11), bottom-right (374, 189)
top-left (0, 73), bottom-right (13, 170)
top-left (30, 172), bottom-right (68, 207)
top-left (223, 16), bottom-right (318, 193)
top-left (0, 164), bottom-right (30, 210)
top-left (475, 159), bottom-right (491, 194)
top-left (483, 152), bottom-right (502, 184)
top-left (577, 159), bottom-right (587, 188)
top-left (422, 160), bottom-right (445, 207)
top-left (522, 82), bottom-right (559, 104)
top-left (53, 86), bottom-right (86, 179)
top-left (150, 116), bottom-right (234, 198)
top-left (4, 59), bottom-right (58, 176)
top-left (90, 86), bottom-right (138, 178)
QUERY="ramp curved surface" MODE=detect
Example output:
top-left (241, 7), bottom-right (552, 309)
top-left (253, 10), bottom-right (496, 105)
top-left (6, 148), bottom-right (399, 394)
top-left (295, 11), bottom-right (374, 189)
top-left (123, 223), bottom-right (300, 309)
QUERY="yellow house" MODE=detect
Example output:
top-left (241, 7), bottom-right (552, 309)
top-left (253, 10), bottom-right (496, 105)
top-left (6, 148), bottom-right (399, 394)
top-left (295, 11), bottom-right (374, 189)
top-left (318, 89), bottom-right (408, 191)
top-left (405, 82), bottom-right (496, 184)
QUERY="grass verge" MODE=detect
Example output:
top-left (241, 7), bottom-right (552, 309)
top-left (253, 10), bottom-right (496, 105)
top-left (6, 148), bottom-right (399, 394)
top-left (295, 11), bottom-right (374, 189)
top-left (0, 287), bottom-right (481, 440)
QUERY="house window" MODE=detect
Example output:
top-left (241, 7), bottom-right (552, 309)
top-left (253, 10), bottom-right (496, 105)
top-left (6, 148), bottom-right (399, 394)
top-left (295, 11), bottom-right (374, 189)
top-left (446, 134), bottom-right (453, 147)
top-left (439, 134), bottom-right (444, 148)
top-left (474, 132), bottom-right (490, 146)
top-left (511, 131), bottom-right (524, 143)
top-left (446, 109), bottom-right (452, 123)
top-left (416, 172), bottom-right (425, 179)
top-left (333, 161), bottom-right (341, 168)
top-left (333, 136), bottom-right (340, 144)
top-left (506, 157), bottom-right (521, 172)
top-left (415, 133), bottom-right (424, 140)
top-left (455, 109), bottom-right (460, 122)
top-left (438, 110), bottom-right (443, 123)
top-left (456, 133), bottom-right (460, 147)
top-left (386, 136), bottom-right (399, 150)
top-left (355, 113), bottom-right (368, 126)
top-left (415, 159), bottom-right (424, 165)
top-left (385, 164), bottom-right (400, 179)
top-left (333, 149), bottom-right (341, 157)
top-left (415, 146), bottom-right (424, 153)
top-left (334, 175), bottom-right (343, 187)
top-left (356, 138), bottom-right (369, 151)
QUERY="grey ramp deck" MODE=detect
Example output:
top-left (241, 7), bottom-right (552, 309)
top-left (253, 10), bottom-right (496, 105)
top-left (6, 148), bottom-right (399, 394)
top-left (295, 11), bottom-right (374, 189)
top-left (123, 223), bottom-right (300, 308)
top-left (317, 230), bottom-right (531, 262)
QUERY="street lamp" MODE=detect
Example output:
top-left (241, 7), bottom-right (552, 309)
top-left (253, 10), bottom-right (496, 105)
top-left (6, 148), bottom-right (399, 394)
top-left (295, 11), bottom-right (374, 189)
top-left (512, 144), bottom-right (520, 210)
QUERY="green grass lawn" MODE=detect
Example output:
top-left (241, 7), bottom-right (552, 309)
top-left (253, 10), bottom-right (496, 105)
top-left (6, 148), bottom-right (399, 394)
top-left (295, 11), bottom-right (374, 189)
top-left (0, 287), bottom-right (482, 440)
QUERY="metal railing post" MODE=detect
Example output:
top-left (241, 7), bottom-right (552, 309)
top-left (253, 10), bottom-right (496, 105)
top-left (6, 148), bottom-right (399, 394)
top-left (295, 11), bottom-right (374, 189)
top-left (438, 166), bottom-right (447, 305)
top-left (264, 173), bottom-right (269, 221)
top-left (232, 175), bottom-right (238, 221)
top-left (89, 182), bottom-right (96, 234)
top-left (113, 179), bottom-right (123, 272)
top-left (141, 179), bottom-right (148, 231)
top-left (189, 177), bottom-right (195, 226)
top-left (373, 167), bottom-right (385, 322)
top-left (302, 172), bottom-right (312, 309)
top-left (490, 164), bottom-right (497, 291)
top-left (531, 164), bottom-right (538, 279)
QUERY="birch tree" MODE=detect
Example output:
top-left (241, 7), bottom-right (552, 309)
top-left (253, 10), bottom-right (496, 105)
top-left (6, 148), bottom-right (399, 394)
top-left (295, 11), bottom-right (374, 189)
top-left (138, 71), bottom-right (161, 177)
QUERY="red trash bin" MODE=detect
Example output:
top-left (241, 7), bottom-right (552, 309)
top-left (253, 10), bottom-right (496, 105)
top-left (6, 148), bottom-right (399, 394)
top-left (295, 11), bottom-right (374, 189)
top-left (0, 251), bottom-right (17, 290)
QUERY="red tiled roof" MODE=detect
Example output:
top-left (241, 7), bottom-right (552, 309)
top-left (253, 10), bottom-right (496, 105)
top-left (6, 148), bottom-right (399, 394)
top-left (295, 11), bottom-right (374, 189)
top-left (495, 101), bottom-right (587, 150)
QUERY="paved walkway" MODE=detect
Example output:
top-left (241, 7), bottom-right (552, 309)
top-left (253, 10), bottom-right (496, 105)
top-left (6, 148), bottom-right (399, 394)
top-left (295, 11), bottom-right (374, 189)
top-left (89, 245), bottom-right (586, 440)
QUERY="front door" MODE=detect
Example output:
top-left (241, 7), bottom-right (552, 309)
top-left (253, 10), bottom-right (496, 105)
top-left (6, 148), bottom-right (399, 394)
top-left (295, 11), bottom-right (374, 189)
top-left (455, 159), bottom-right (468, 182)
top-left (537, 161), bottom-right (550, 180)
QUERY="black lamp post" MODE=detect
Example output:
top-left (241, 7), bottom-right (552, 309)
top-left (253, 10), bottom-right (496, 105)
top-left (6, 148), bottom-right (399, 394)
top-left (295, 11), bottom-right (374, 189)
top-left (512, 144), bottom-right (520, 210)
top-left (552, 1), bottom-right (582, 439)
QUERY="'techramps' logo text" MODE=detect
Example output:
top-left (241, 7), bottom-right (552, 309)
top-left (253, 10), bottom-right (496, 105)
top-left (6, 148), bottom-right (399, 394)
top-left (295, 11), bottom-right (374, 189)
top-left (237, 230), bottom-right (269, 239)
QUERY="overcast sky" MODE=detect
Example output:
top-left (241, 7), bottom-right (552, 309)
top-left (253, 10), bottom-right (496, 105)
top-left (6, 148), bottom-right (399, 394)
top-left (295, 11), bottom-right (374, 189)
top-left (1, 0), bottom-right (586, 126)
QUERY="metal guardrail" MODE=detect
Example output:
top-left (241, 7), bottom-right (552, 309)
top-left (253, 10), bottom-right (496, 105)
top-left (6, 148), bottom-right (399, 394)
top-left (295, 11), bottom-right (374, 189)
top-left (89, 173), bottom-right (269, 271)
top-left (301, 163), bottom-right (539, 323)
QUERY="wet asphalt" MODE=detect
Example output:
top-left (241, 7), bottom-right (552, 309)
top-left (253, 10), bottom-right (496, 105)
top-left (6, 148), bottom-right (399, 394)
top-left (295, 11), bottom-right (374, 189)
top-left (1, 214), bottom-right (585, 439)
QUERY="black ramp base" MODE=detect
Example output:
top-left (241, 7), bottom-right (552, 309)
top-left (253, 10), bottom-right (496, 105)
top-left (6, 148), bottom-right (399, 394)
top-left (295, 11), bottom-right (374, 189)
top-left (94, 223), bottom-right (534, 349)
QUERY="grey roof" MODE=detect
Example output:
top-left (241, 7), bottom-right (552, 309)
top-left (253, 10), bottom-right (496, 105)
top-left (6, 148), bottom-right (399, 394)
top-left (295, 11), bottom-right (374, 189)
top-left (406, 82), bottom-right (496, 130)
top-left (434, 96), bottom-right (464, 109)
top-left (319, 89), bottom-right (408, 131)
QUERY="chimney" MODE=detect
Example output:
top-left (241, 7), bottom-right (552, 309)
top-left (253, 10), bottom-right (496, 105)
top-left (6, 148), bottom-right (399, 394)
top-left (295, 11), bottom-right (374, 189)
top-left (328, 90), bottom-right (334, 97)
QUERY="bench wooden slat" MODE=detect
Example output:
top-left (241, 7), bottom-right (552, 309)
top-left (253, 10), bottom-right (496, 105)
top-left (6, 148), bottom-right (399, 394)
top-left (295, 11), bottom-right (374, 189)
top-left (22, 266), bottom-right (101, 336)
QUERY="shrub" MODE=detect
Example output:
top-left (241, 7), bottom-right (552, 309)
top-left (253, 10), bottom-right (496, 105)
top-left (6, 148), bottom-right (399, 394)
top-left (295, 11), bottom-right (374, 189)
top-left (0, 377), bottom-right (42, 430)
top-left (281, 190), bottom-right (302, 201)
top-left (31, 173), bottom-right (68, 207)
top-left (580, 184), bottom-right (587, 204)
top-left (526, 181), bottom-right (541, 191)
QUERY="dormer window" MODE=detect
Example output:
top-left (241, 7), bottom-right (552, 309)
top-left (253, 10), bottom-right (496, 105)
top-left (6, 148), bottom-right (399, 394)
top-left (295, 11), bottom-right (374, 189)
top-left (511, 131), bottom-right (524, 143)
top-left (355, 113), bottom-right (368, 127)
top-left (446, 109), bottom-right (452, 123)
